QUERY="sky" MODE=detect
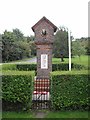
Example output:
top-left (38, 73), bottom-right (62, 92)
top-left (0, 0), bottom-right (89, 39)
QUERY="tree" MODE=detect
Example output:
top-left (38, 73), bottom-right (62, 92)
top-left (30, 42), bottom-right (36, 56)
top-left (84, 37), bottom-right (90, 55)
top-left (13, 28), bottom-right (24, 41)
top-left (72, 40), bottom-right (86, 57)
top-left (2, 29), bottom-right (31, 62)
top-left (17, 41), bottom-right (31, 58)
top-left (2, 30), bottom-right (15, 62)
top-left (0, 34), bottom-right (2, 62)
top-left (26, 36), bottom-right (36, 57)
top-left (86, 46), bottom-right (90, 55)
top-left (53, 27), bottom-right (68, 58)
top-left (74, 37), bottom-right (89, 55)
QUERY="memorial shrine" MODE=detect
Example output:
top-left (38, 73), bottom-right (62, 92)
top-left (32, 16), bottom-right (57, 109)
top-left (32, 16), bottom-right (57, 79)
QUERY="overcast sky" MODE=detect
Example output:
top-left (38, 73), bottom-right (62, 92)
top-left (0, 0), bottom-right (89, 38)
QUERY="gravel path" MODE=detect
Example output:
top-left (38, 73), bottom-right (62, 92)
top-left (25, 57), bottom-right (36, 63)
top-left (34, 111), bottom-right (48, 118)
top-left (0, 57), bottom-right (37, 65)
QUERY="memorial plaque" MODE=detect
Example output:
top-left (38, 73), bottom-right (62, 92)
top-left (41, 54), bottom-right (48, 69)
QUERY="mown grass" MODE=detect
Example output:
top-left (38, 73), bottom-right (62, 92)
top-left (1, 64), bottom-right (17, 70)
top-left (52, 55), bottom-right (89, 67)
top-left (72, 55), bottom-right (89, 67)
top-left (2, 111), bottom-right (89, 118)
top-left (51, 70), bottom-right (89, 75)
top-left (1, 70), bottom-right (35, 75)
top-left (0, 55), bottom-right (89, 71)
top-left (2, 111), bottom-right (34, 118)
top-left (45, 111), bottom-right (89, 118)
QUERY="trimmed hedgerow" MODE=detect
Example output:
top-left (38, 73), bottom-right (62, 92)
top-left (50, 72), bottom-right (89, 110)
top-left (16, 63), bottom-right (88, 71)
top-left (2, 72), bottom-right (35, 111)
top-left (52, 63), bottom-right (88, 71)
top-left (73, 64), bottom-right (89, 70)
top-left (16, 64), bottom-right (37, 71)
top-left (2, 63), bottom-right (88, 72)
top-left (16, 63), bottom-right (69, 71)
top-left (52, 63), bottom-right (70, 71)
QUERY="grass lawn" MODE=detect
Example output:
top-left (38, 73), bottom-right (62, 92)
top-left (1, 55), bottom-right (89, 70)
top-left (72, 55), bottom-right (89, 66)
top-left (51, 70), bottom-right (88, 75)
top-left (2, 111), bottom-right (89, 118)
top-left (45, 111), bottom-right (89, 118)
top-left (1, 70), bottom-right (35, 75)
top-left (2, 111), bottom-right (34, 118)
top-left (52, 55), bottom-right (89, 67)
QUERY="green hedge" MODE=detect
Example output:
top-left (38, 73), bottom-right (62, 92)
top-left (52, 63), bottom-right (69, 71)
top-left (2, 63), bottom-right (88, 71)
top-left (52, 63), bottom-right (89, 71)
top-left (2, 72), bottom-right (35, 111)
top-left (16, 63), bottom-right (69, 71)
top-left (16, 63), bottom-right (88, 71)
top-left (16, 64), bottom-right (37, 71)
top-left (72, 64), bottom-right (89, 70)
top-left (50, 72), bottom-right (89, 110)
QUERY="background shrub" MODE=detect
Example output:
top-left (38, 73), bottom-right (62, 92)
top-left (50, 71), bottom-right (89, 110)
top-left (2, 72), bottom-right (35, 111)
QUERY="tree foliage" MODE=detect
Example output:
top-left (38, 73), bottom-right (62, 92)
top-left (72, 39), bottom-right (87, 57)
top-left (26, 36), bottom-right (36, 56)
top-left (53, 27), bottom-right (68, 58)
top-left (0, 34), bottom-right (2, 62)
top-left (1, 27), bottom-right (89, 63)
top-left (2, 29), bottom-right (35, 62)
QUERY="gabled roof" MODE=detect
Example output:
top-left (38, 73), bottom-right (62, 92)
top-left (32, 16), bottom-right (57, 32)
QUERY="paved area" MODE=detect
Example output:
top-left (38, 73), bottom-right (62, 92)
top-left (33, 111), bottom-right (49, 118)
top-left (16, 57), bottom-right (37, 64)
top-left (25, 57), bottom-right (37, 63)
top-left (0, 57), bottom-right (37, 65)
top-left (35, 111), bottom-right (47, 118)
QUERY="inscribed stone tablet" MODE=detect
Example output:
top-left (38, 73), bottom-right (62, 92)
top-left (41, 54), bottom-right (48, 69)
